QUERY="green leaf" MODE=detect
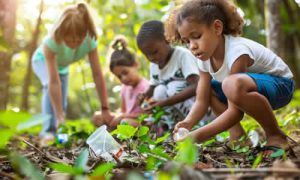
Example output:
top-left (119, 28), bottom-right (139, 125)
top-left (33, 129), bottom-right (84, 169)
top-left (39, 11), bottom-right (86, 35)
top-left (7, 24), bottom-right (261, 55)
top-left (137, 114), bottom-right (149, 123)
top-left (202, 139), bottom-right (216, 147)
top-left (146, 156), bottom-right (161, 171)
top-left (75, 148), bottom-right (89, 169)
top-left (111, 124), bottom-right (137, 140)
top-left (270, 149), bottom-right (285, 158)
top-left (0, 129), bottom-right (14, 149)
top-left (236, 146), bottom-right (250, 153)
top-left (175, 138), bottom-right (198, 165)
top-left (151, 146), bottom-right (171, 160)
top-left (10, 152), bottom-right (44, 180)
top-left (49, 163), bottom-right (83, 175)
top-left (153, 109), bottom-right (165, 123)
top-left (137, 126), bottom-right (149, 137)
top-left (137, 144), bottom-right (150, 153)
top-left (90, 163), bottom-right (115, 176)
top-left (0, 111), bottom-right (32, 128)
top-left (252, 153), bottom-right (263, 168)
top-left (155, 132), bottom-right (170, 144)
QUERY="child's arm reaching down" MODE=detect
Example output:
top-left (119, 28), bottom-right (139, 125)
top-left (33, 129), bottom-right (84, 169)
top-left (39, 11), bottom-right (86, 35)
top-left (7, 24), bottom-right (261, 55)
top-left (174, 71), bottom-right (211, 133)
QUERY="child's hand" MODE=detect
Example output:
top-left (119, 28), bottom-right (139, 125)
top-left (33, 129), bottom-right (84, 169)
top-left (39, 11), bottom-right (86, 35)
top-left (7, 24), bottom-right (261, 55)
top-left (92, 111), bottom-right (104, 127)
top-left (173, 119), bottom-right (193, 134)
top-left (56, 113), bottom-right (65, 128)
top-left (101, 110), bottom-right (114, 123)
top-left (109, 115), bottom-right (124, 128)
top-left (141, 99), bottom-right (157, 113)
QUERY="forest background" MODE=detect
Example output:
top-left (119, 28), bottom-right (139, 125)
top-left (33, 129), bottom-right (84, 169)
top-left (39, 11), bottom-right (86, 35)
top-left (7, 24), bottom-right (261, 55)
top-left (0, 0), bottom-right (299, 120)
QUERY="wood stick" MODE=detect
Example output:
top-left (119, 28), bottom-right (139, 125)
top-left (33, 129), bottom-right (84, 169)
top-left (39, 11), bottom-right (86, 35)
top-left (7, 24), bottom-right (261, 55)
top-left (0, 171), bottom-right (17, 179)
top-left (203, 167), bottom-right (300, 174)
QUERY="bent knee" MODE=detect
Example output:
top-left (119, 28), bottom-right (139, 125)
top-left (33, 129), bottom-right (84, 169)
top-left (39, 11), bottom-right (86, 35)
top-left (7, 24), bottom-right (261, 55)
top-left (222, 75), bottom-right (250, 103)
top-left (153, 85), bottom-right (168, 100)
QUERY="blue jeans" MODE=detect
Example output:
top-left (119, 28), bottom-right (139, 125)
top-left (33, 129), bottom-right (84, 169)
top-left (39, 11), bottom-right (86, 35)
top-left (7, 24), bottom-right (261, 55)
top-left (32, 60), bottom-right (68, 136)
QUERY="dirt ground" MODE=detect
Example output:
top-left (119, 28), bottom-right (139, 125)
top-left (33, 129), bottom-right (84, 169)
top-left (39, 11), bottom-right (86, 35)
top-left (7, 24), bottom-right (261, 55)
top-left (1, 130), bottom-right (300, 180)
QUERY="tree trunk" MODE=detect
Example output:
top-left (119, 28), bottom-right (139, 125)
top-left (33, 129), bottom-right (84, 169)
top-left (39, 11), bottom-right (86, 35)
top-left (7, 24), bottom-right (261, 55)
top-left (282, 0), bottom-right (300, 87)
top-left (265, 0), bottom-right (282, 56)
top-left (20, 0), bottom-right (44, 111)
top-left (0, 0), bottom-right (17, 110)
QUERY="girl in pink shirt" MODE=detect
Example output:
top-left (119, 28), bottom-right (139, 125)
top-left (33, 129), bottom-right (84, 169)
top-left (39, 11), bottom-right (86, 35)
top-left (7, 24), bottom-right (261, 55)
top-left (92, 36), bottom-right (149, 128)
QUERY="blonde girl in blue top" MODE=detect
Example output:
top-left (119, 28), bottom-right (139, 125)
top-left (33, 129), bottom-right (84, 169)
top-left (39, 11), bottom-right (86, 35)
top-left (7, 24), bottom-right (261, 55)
top-left (170, 0), bottom-right (295, 154)
top-left (32, 3), bottom-right (112, 138)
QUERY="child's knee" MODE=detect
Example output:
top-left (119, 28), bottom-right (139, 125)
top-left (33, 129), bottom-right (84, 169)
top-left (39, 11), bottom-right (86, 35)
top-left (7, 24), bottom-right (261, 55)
top-left (222, 75), bottom-right (246, 103)
top-left (166, 81), bottom-right (186, 97)
top-left (153, 84), bottom-right (168, 101)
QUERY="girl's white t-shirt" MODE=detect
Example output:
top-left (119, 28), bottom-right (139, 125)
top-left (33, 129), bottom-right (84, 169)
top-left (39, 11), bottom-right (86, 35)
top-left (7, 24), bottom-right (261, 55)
top-left (197, 35), bottom-right (293, 82)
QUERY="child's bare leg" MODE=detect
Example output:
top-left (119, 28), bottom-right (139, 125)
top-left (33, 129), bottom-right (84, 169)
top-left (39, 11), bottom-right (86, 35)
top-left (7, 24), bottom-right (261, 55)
top-left (192, 101), bottom-right (244, 142)
top-left (222, 74), bottom-right (287, 148)
top-left (210, 92), bottom-right (246, 141)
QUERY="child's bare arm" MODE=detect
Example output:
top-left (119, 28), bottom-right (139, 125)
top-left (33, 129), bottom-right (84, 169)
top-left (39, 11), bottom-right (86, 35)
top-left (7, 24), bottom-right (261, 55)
top-left (44, 45), bottom-right (65, 125)
top-left (156, 74), bottom-right (199, 107)
top-left (174, 71), bottom-right (211, 132)
top-left (230, 54), bottom-right (253, 74)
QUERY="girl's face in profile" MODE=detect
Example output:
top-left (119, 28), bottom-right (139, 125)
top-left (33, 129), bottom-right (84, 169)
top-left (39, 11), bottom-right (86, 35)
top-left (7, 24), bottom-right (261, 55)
top-left (111, 64), bottom-right (140, 87)
top-left (138, 39), bottom-right (171, 69)
top-left (177, 19), bottom-right (223, 61)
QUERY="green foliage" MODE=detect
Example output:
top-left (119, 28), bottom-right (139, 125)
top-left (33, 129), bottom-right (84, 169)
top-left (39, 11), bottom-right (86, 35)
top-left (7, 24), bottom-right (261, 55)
top-left (0, 130), bottom-right (14, 149)
top-left (111, 124), bottom-right (137, 140)
top-left (10, 152), bottom-right (44, 180)
top-left (49, 163), bottom-right (84, 175)
top-left (174, 138), bottom-right (198, 165)
top-left (137, 126), bottom-right (149, 137)
top-left (90, 163), bottom-right (115, 177)
top-left (252, 153), bottom-right (263, 168)
top-left (155, 132), bottom-right (170, 145)
top-left (270, 149), bottom-right (286, 159)
top-left (49, 148), bottom-right (90, 175)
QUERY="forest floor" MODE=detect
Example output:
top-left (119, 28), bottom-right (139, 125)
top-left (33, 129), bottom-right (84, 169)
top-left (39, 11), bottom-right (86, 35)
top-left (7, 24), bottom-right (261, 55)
top-left (1, 128), bottom-right (300, 180)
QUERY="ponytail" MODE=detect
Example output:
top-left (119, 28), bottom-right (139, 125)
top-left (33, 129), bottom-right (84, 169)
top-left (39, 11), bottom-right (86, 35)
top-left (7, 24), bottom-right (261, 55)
top-left (109, 35), bottom-right (136, 72)
top-left (77, 2), bottom-right (97, 40)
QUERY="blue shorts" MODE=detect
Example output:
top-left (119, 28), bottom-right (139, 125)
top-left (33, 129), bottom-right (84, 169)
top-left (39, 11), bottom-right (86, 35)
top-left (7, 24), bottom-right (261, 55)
top-left (211, 73), bottom-right (295, 110)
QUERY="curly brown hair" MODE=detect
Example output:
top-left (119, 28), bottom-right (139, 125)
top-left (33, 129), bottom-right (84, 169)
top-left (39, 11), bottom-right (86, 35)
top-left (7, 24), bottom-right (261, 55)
top-left (165, 0), bottom-right (244, 43)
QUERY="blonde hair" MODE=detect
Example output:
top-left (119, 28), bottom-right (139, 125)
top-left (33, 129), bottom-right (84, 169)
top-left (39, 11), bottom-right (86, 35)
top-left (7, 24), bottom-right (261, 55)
top-left (166, 0), bottom-right (244, 43)
top-left (51, 2), bottom-right (97, 43)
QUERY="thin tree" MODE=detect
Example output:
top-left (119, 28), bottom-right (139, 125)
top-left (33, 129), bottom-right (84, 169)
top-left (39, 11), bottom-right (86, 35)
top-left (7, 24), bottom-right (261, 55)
top-left (20, 0), bottom-right (44, 111)
top-left (0, 0), bottom-right (17, 110)
top-left (265, 0), bottom-right (282, 56)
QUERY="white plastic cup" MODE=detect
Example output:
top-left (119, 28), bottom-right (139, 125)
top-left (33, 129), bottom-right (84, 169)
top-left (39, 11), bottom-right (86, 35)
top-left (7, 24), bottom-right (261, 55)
top-left (174, 128), bottom-right (189, 141)
top-left (86, 125), bottom-right (125, 159)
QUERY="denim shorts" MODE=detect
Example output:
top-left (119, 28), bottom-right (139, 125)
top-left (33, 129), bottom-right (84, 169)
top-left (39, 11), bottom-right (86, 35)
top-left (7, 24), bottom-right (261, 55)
top-left (211, 73), bottom-right (295, 110)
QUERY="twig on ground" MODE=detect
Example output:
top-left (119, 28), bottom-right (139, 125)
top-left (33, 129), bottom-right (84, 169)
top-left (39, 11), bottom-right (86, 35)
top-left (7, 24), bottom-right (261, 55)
top-left (0, 171), bottom-right (17, 179)
top-left (204, 154), bottom-right (228, 167)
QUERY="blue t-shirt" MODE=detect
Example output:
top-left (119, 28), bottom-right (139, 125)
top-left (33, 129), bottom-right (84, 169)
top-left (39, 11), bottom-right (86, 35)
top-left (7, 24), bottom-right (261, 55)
top-left (32, 34), bottom-right (98, 74)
